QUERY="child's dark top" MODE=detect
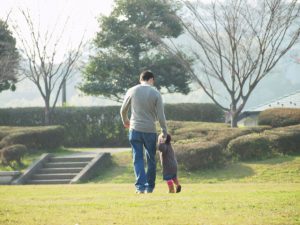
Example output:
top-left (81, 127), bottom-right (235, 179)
top-left (158, 137), bottom-right (178, 177)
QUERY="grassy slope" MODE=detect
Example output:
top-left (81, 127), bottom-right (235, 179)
top-left (0, 183), bottom-right (299, 225)
top-left (0, 152), bottom-right (299, 224)
top-left (1, 122), bottom-right (299, 224)
top-left (89, 151), bottom-right (300, 184)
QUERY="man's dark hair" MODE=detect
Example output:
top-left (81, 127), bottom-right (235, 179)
top-left (140, 70), bottom-right (154, 81)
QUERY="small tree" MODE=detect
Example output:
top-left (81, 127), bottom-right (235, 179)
top-left (13, 9), bottom-right (83, 124)
top-left (150, 0), bottom-right (300, 127)
top-left (0, 19), bottom-right (19, 93)
top-left (80, 0), bottom-right (191, 102)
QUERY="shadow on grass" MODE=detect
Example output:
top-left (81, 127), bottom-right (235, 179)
top-left (88, 152), bottom-right (135, 183)
top-left (179, 163), bottom-right (255, 183)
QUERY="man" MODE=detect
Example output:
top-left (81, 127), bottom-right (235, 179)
top-left (120, 70), bottom-right (168, 194)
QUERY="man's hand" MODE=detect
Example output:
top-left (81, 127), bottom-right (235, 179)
top-left (124, 120), bottom-right (130, 129)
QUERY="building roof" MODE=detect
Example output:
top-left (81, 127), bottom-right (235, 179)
top-left (246, 90), bottom-right (300, 112)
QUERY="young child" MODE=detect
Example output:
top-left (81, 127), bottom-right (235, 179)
top-left (158, 134), bottom-right (181, 193)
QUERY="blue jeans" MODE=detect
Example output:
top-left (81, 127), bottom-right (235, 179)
top-left (129, 129), bottom-right (157, 192)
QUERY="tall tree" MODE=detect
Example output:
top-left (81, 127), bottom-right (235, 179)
top-left (80, 0), bottom-right (191, 102)
top-left (150, 0), bottom-right (300, 127)
top-left (0, 19), bottom-right (19, 93)
top-left (13, 9), bottom-right (83, 125)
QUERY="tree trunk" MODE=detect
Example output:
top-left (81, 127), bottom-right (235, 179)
top-left (62, 80), bottom-right (67, 106)
top-left (44, 100), bottom-right (51, 125)
top-left (230, 103), bottom-right (238, 128)
top-left (230, 112), bottom-right (238, 128)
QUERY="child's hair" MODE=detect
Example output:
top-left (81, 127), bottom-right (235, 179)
top-left (165, 134), bottom-right (171, 144)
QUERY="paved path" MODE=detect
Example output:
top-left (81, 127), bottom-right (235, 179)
top-left (67, 147), bottom-right (131, 156)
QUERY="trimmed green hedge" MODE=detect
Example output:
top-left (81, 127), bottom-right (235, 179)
top-left (175, 141), bottom-right (225, 170)
top-left (164, 103), bottom-right (224, 122)
top-left (0, 104), bottom-right (224, 147)
top-left (227, 124), bottom-right (300, 161)
top-left (0, 126), bottom-right (64, 150)
top-left (258, 108), bottom-right (300, 127)
top-left (0, 144), bottom-right (27, 166)
top-left (226, 134), bottom-right (274, 161)
top-left (265, 125), bottom-right (300, 154)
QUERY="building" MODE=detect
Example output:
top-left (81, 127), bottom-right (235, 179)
top-left (238, 91), bottom-right (300, 127)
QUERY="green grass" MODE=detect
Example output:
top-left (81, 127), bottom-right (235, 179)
top-left (89, 151), bottom-right (300, 184)
top-left (0, 183), bottom-right (299, 225)
top-left (0, 151), bottom-right (299, 224)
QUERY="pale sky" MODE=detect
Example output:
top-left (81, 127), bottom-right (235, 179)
top-left (0, 0), bottom-right (213, 108)
top-left (0, 0), bottom-right (114, 54)
top-left (0, 0), bottom-right (118, 107)
top-left (0, 0), bottom-right (299, 109)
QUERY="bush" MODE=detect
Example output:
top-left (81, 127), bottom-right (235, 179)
top-left (226, 134), bottom-right (274, 161)
top-left (175, 141), bottom-right (225, 170)
top-left (164, 103), bottom-right (224, 122)
top-left (0, 104), bottom-right (224, 147)
top-left (265, 124), bottom-right (300, 154)
top-left (226, 124), bottom-right (300, 161)
top-left (0, 126), bottom-right (64, 150)
top-left (0, 144), bottom-right (27, 166)
top-left (258, 108), bottom-right (300, 127)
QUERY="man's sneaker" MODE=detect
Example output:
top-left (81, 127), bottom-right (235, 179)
top-left (135, 190), bottom-right (145, 194)
top-left (145, 190), bottom-right (153, 194)
top-left (176, 185), bottom-right (181, 193)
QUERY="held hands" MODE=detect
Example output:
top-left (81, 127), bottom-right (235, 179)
top-left (159, 133), bottom-right (167, 143)
top-left (124, 120), bottom-right (130, 129)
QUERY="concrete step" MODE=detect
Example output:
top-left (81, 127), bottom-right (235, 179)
top-left (38, 168), bottom-right (82, 174)
top-left (27, 179), bottom-right (72, 185)
top-left (44, 162), bottom-right (88, 168)
top-left (13, 152), bottom-right (111, 185)
top-left (32, 173), bottom-right (77, 180)
top-left (49, 156), bottom-right (94, 163)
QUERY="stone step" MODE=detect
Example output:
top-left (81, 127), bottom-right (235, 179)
top-left (13, 152), bottom-right (111, 185)
top-left (49, 156), bottom-right (94, 163)
top-left (38, 168), bottom-right (82, 174)
top-left (32, 173), bottom-right (77, 180)
top-left (27, 179), bottom-right (72, 184)
top-left (44, 162), bottom-right (88, 168)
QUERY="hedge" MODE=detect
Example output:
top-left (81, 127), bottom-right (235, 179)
top-left (0, 126), bottom-right (64, 150)
top-left (226, 134), bottom-right (274, 161)
top-left (0, 104), bottom-right (224, 147)
top-left (164, 103), bottom-right (224, 122)
top-left (265, 124), bottom-right (300, 154)
top-left (0, 144), bottom-right (27, 166)
top-left (227, 124), bottom-right (300, 161)
top-left (174, 141), bottom-right (225, 170)
top-left (258, 108), bottom-right (300, 127)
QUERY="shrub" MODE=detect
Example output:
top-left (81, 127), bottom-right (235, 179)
top-left (0, 104), bottom-right (224, 147)
top-left (258, 108), bottom-right (300, 127)
top-left (175, 141), bottom-right (225, 170)
top-left (0, 126), bottom-right (64, 150)
top-left (0, 144), bottom-right (27, 166)
top-left (226, 134), bottom-right (274, 161)
top-left (226, 124), bottom-right (300, 160)
top-left (265, 124), bottom-right (300, 154)
top-left (164, 103), bottom-right (224, 122)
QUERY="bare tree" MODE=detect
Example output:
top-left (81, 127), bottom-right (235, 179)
top-left (13, 9), bottom-right (83, 125)
top-left (148, 0), bottom-right (300, 127)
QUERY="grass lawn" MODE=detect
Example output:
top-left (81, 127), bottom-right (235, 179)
top-left (0, 183), bottom-right (299, 225)
top-left (0, 151), bottom-right (299, 225)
